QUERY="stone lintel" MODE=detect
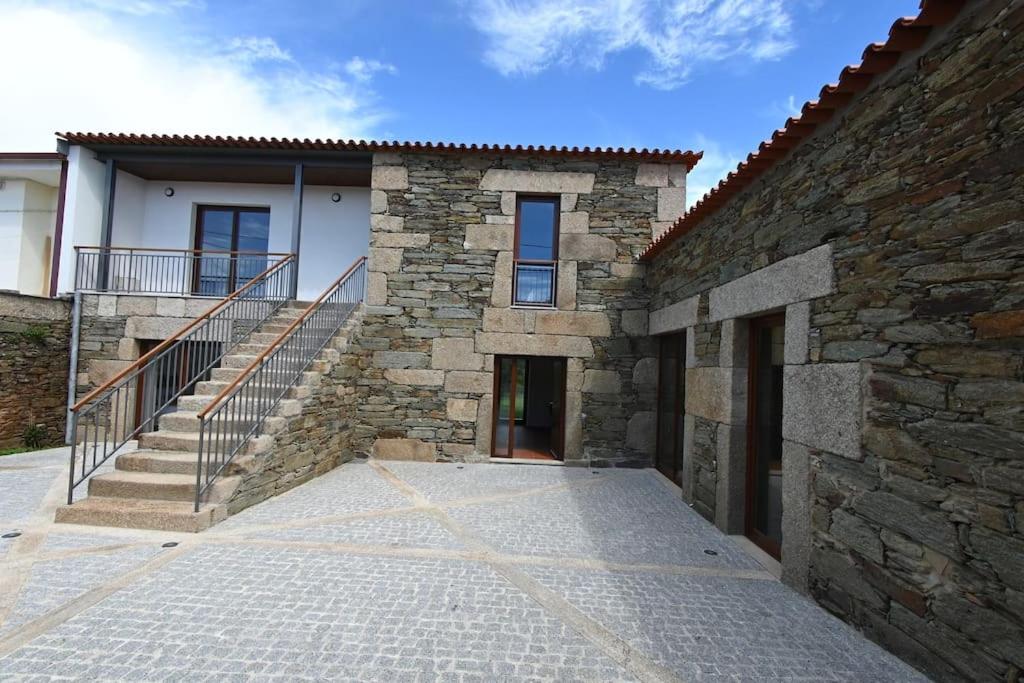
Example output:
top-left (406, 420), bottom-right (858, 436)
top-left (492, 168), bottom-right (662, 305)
top-left (480, 169), bottom-right (595, 194)
top-left (649, 296), bottom-right (699, 336)
top-left (534, 310), bottom-right (611, 337)
top-left (475, 332), bottom-right (594, 358)
top-left (708, 244), bottom-right (835, 322)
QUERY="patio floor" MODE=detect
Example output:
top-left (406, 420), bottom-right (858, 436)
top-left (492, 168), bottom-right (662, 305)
top-left (0, 448), bottom-right (926, 681)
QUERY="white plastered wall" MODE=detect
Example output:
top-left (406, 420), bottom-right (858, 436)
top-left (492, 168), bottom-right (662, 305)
top-left (58, 145), bottom-right (107, 295)
top-left (0, 179), bottom-right (58, 296)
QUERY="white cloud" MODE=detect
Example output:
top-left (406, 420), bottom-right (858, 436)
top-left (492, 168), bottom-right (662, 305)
top-left (468, 0), bottom-right (795, 90)
top-left (0, 3), bottom-right (389, 151)
top-left (344, 57), bottom-right (398, 83)
top-left (685, 133), bottom-right (743, 208)
top-left (762, 93), bottom-right (802, 121)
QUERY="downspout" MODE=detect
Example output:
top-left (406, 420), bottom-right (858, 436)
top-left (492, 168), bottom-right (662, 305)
top-left (64, 290), bottom-right (82, 445)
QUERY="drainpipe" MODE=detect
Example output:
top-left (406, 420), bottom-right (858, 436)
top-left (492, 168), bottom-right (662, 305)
top-left (64, 291), bottom-right (82, 445)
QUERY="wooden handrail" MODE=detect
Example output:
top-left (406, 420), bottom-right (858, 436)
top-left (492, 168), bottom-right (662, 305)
top-left (71, 254), bottom-right (295, 412)
top-left (74, 245), bottom-right (291, 256)
top-left (196, 256), bottom-right (366, 419)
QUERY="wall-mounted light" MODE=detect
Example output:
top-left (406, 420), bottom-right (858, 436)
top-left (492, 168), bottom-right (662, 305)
top-left (164, 187), bottom-right (175, 197)
top-left (330, 192), bottom-right (342, 203)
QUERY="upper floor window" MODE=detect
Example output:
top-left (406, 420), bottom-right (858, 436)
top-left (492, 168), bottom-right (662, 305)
top-left (513, 196), bottom-right (559, 307)
top-left (193, 205), bottom-right (270, 296)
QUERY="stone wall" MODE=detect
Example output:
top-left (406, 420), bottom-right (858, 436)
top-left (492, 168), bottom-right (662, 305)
top-left (225, 310), bottom-right (363, 513)
top-left (357, 152), bottom-right (688, 465)
top-left (645, 3), bottom-right (1024, 680)
top-left (0, 292), bottom-right (70, 448)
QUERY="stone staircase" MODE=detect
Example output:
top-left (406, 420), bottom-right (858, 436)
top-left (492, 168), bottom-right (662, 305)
top-left (55, 302), bottom-right (359, 533)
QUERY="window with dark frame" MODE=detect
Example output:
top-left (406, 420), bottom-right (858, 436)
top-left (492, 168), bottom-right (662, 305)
top-left (513, 196), bottom-right (559, 307)
top-left (193, 205), bottom-right (271, 296)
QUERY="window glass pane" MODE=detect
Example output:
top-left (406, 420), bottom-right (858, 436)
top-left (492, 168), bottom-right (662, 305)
top-left (236, 211), bottom-right (271, 282)
top-left (198, 209), bottom-right (233, 251)
top-left (517, 200), bottom-right (556, 260)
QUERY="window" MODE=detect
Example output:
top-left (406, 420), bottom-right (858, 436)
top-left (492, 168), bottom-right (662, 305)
top-left (513, 196), bottom-right (559, 306)
top-left (193, 205), bottom-right (271, 296)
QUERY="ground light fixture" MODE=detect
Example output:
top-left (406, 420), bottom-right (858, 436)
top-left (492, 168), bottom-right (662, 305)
top-left (2, 532), bottom-right (22, 538)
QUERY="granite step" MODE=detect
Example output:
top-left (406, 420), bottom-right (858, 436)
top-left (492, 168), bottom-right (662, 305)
top-left (55, 496), bottom-right (226, 533)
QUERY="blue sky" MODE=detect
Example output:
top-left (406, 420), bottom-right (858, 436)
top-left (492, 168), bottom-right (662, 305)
top-left (0, 0), bottom-right (921, 203)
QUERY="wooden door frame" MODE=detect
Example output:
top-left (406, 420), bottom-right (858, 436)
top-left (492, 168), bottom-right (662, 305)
top-left (745, 312), bottom-right (786, 560)
top-left (490, 355), bottom-right (567, 459)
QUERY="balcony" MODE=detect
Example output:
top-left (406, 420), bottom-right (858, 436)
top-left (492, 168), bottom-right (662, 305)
top-left (73, 246), bottom-right (291, 297)
top-left (512, 260), bottom-right (557, 307)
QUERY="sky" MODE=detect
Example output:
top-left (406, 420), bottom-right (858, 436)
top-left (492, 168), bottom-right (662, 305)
top-left (0, 0), bottom-right (921, 205)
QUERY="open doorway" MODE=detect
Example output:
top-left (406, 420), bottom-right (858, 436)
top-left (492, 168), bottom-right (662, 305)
top-left (655, 331), bottom-right (686, 485)
top-left (746, 313), bottom-right (786, 559)
top-left (492, 356), bottom-right (567, 460)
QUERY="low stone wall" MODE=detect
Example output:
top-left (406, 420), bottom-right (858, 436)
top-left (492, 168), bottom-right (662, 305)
top-left (0, 292), bottom-right (71, 448)
top-left (225, 312), bottom-right (364, 513)
top-left (645, 3), bottom-right (1024, 680)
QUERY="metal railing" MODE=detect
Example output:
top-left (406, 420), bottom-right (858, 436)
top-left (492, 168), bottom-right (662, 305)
top-left (513, 260), bottom-right (557, 307)
top-left (193, 257), bottom-right (367, 510)
top-left (74, 246), bottom-right (291, 296)
top-left (67, 256), bottom-right (296, 504)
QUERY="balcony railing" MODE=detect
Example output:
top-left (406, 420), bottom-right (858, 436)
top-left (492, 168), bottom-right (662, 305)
top-left (74, 246), bottom-right (292, 297)
top-left (513, 260), bottom-right (557, 307)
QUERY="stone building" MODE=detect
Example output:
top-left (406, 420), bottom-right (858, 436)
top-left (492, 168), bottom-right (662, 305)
top-left (12, 0), bottom-right (1022, 679)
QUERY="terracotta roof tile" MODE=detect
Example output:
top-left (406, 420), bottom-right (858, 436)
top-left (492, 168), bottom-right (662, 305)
top-left (639, 0), bottom-right (967, 262)
top-left (56, 132), bottom-right (702, 168)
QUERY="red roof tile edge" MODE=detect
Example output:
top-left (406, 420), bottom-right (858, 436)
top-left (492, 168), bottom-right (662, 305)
top-left (56, 132), bottom-right (702, 169)
top-left (639, 0), bottom-right (966, 262)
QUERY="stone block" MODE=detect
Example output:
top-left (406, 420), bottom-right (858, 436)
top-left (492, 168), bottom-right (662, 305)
top-left (124, 316), bottom-right (194, 341)
top-left (784, 301), bottom-right (811, 365)
top-left (708, 244), bottom-right (835, 322)
top-left (534, 311), bottom-right (611, 337)
top-left (370, 214), bottom-right (403, 232)
top-left (500, 191), bottom-right (516, 215)
top-left (556, 260), bottom-right (577, 310)
top-left (782, 362), bottom-right (861, 458)
top-left (560, 212), bottom-right (589, 234)
top-left (372, 437), bottom-right (435, 462)
top-left (582, 369), bottom-right (620, 393)
top-left (635, 163), bottom-right (669, 187)
top-left (97, 295), bottom-right (117, 317)
top-left (85, 359), bottom-right (133, 385)
top-left (372, 351), bottom-right (429, 369)
top-left (464, 224), bottom-right (513, 251)
top-left (632, 357), bottom-right (657, 389)
top-left (564, 389), bottom-right (583, 460)
top-left (475, 398), bottom-right (493, 454)
top-left (626, 411), bottom-right (656, 453)
top-left (715, 422), bottom-right (746, 533)
top-left (372, 232), bottom-right (428, 248)
top-left (657, 187), bottom-right (686, 222)
top-left (372, 152), bottom-right (403, 165)
top-left (383, 369), bottom-right (444, 386)
top-left (445, 371), bottom-right (493, 394)
top-left (611, 262), bottom-right (644, 279)
top-left (155, 297), bottom-right (186, 318)
top-left (718, 318), bottom-right (748, 368)
top-left (447, 398), bottom-right (478, 422)
top-left (668, 164), bottom-right (687, 188)
top-left (371, 165), bottom-right (408, 190)
top-left (781, 440), bottom-right (812, 594)
top-left (560, 193), bottom-right (578, 211)
top-left (368, 247), bottom-right (403, 273)
top-left (491, 252), bottom-right (513, 307)
top-left (558, 234), bottom-right (616, 262)
top-left (117, 337), bottom-right (139, 361)
top-left (649, 296), bottom-right (699, 335)
top-left (651, 221), bottom-right (674, 239)
top-left (432, 337), bottom-right (482, 370)
top-left (116, 296), bottom-right (156, 316)
top-left (482, 308), bottom-right (529, 333)
top-left (475, 332), bottom-right (594, 358)
top-left (685, 367), bottom-right (746, 424)
top-left (853, 491), bottom-right (960, 559)
top-left (621, 309), bottom-right (648, 336)
top-left (970, 309), bottom-right (1024, 339)
top-left (366, 272), bottom-right (388, 305)
top-left (480, 169), bottom-right (595, 194)
top-left (370, 189), bottom-right (388, 214)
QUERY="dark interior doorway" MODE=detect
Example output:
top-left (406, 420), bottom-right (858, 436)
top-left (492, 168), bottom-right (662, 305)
top-left (655, 332), bottom-right (686, 485)
top-left (746, 313), bottom-right (786, 559)
top-left (492, 356), bottom-right (567, 460)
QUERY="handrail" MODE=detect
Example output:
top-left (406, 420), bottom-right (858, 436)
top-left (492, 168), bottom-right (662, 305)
top-left (67, 255), bottom-right (296, 505)
top-left (196, 256), bottom-right (367, 419)
top-left (71, 256), bottom-right (295, 412)
top-left (75, 245), bottom-right (292, 256)
top-left (193, 256), bottom-right (367, 510)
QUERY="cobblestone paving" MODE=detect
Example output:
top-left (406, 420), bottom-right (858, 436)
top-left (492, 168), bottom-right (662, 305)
top-left (0, 453), bottom-right (927, 681)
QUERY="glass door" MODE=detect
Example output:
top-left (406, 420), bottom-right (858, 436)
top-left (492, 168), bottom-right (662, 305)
top-left (746, 314), bottom-right (786, 559)
top-left (193, 206), bottom-right (270, 296)
top-left (492, 356), bottom-right (565, 460)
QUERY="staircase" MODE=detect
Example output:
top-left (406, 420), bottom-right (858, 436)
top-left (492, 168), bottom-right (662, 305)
top-left (55, 302), bottom-right (355, 532)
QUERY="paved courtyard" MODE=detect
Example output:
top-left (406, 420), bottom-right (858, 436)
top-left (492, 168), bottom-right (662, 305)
top-left (0, 448), bottom-right (926, 681)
